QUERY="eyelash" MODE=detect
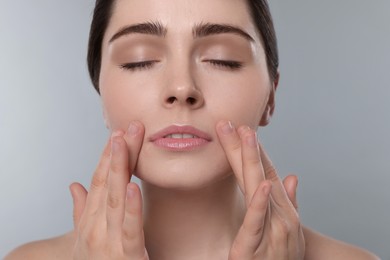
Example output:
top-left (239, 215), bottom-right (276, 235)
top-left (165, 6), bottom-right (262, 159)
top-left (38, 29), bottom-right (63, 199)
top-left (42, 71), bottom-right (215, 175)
top-left (205, 59), bottom-right (243, 70)
top-left (120, 59), bottom-right (243, 71)
top-left (120, 61), bottom-right (156, 71)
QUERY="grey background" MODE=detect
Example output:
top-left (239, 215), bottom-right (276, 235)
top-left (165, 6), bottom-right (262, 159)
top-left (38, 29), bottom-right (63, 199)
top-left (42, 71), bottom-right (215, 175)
top-left (0, 0), bottom-right (389, 259)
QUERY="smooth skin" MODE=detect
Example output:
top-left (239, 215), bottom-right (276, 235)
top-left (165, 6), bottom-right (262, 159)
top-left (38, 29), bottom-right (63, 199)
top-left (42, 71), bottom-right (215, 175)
top-left (5, 0), bottom-right (380, 258)
top-left (69, 122), bottom-right (305, 259)
top-left (6, 122), bottom-right (378, 259)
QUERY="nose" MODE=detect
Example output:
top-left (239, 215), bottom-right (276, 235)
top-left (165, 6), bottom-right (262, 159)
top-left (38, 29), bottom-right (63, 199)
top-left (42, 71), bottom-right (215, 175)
top-left (162, 67), bottom-right (204, 109)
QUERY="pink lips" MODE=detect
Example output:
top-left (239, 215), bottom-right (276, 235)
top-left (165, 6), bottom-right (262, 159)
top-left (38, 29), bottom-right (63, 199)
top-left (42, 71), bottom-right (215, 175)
top-left (149, 125), bottom-right (212, 151)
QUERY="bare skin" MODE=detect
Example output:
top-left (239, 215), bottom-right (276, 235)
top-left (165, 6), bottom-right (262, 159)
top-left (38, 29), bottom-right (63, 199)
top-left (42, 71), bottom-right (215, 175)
top-left (5, 0), bottom-right (380, 259)
top-left (5, 228), bottom-right (378, 260)
top-left (5, 123), bottom-right (379, 260)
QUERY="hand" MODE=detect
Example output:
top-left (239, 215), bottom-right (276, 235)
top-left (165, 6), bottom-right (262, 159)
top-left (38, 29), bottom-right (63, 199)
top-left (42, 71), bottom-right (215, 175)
top-left (216, 121), bottom-right (305, 260)
top-left (69, 121), bottom-right (149, 260)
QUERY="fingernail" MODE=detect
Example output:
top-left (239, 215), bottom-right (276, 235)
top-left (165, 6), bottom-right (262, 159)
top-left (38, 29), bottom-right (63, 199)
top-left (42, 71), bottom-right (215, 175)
top-left (111, 130), bottom-right (122, 137)
top-left (127, 185), bottom-right (136, 198)
top-left (221, 121), bottom-right (234, 134)
top-left (237, 125), bottom-right (251, 136)
top-left (246, 131), bottom-right (258, 148)
top-left (111, 136), bottom-right (120, 153)
top-left (127, 122), bottom-right (139, 137)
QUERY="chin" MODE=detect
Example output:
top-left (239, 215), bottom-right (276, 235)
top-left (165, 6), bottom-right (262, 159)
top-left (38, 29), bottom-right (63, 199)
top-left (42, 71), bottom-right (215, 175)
top-left (134, 153), bottom-right (233, 191)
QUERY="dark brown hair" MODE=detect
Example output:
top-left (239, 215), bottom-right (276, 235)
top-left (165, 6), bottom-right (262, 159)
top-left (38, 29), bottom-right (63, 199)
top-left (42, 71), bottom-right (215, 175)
top-left (87, 0), bottom-right (279, 93)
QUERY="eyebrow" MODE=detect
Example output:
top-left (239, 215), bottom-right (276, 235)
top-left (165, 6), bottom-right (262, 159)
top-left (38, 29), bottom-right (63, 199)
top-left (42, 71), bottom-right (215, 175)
top-left (109, 21), bottom-right (254, 43)
top-left (109, 21), bottom-right (167, 43)
top-left (193, 22), bottom-right (254, 42)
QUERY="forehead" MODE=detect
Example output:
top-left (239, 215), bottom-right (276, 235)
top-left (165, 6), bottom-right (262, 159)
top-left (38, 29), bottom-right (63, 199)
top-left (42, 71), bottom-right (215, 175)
top-left (105, 0), bottom-right (260, 42)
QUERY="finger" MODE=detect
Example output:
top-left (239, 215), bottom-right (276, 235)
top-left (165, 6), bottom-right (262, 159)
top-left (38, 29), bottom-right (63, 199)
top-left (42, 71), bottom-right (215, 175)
top-left (123, 121), bottom-right (145, 174)
top-left (283, 175), bottom-right (298, 210)
top-left (282, 175), bottom-right (304, 258)
top-left (231, 181), bottom-right (271, 258)
top-left (106, 132), bottom-right (130, 238)
top-left (216, 120), bottom-right (244, 191)
top-left (123, 182), bottom-right (147, 258)
top-left (107, 122), bottom-right (144, 238)
top-left (84, 137), bottom-right (112, 214)
top-left (69, 182), bottom-right (88, 230)
top-left (258, 142), bottom-right (293, 210)
top-left (239, 127), bottom-right (266, 206)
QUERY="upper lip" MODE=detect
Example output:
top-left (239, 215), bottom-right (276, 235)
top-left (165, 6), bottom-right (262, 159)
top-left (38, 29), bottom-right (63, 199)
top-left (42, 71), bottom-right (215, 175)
top-left (149, 124), bottom-right (212, 141)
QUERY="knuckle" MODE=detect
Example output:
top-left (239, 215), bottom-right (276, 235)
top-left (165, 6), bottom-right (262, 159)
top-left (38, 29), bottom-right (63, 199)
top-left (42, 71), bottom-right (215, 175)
top-left (110, 157), bottom-right (126, 175)
top-left (122, 229), bottom-right (137, 242)
top-left (249, 196), bottom-right (267, 212)
top-left (290, 212), bottom-right (301, 228)
top-left (242, 221), bottom-right (264, 238)
top-left (264, 165), bottom-right (278, 181)
top-left (271, 219), bottom-right (290, 248)
top-left (249, 224), bottom-right (265, 237)
top-left (90, 174), bottom-right (107, 190)
top-left (79, 227), bottom-right (102, 249)
top-left (247, 155), bottom-right (261, 165)
top-left (110, 161), bottom-right (122, 173)
top-left (107, 193), bottom-right (121, 209)
top-left (274, 217), bottom-right (290, 235)
top-left (231, 140), bottom-right (242, 152)
top-left (290, 215), bottom-right (301, 232)
top-left (255, 201), bottom-right (268, 212)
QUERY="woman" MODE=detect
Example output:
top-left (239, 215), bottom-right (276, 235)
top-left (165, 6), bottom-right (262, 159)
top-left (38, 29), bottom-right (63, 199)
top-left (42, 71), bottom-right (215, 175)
top-left (5, 0), bottom-right (379, 259)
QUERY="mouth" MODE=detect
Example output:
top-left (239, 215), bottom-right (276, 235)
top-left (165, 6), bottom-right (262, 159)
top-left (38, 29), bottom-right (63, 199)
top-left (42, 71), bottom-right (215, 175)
top-left (150, 125), bottom-right (212, 151)
top-left (164, 133), bottom-right (199, 139)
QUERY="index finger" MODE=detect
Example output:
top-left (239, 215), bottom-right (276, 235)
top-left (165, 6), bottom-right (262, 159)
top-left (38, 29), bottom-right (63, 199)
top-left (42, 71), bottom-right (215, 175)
top-left (216, 120), bottom-right (245, 192)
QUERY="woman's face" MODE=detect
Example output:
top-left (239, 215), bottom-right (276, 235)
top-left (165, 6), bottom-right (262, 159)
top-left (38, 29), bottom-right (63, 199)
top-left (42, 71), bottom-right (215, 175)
top-left (99, 0), bottom-right (275, 189)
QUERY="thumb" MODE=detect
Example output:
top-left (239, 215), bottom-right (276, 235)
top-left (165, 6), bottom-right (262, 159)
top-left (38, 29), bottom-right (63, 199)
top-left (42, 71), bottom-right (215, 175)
top-left (282, 175), bottom-right (299, 210)
top-left (69, 182), bottom-right (88, 230)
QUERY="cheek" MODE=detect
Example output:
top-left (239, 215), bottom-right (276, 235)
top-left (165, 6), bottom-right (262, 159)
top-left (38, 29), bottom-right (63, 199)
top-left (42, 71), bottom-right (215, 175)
top-left (100, 71), bottom-right (157, 130)
top-left (200, 71), bottom-right (269, 128)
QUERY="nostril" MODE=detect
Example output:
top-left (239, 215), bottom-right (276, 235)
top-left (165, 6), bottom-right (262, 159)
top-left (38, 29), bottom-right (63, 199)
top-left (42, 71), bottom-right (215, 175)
top-left (187, 97), bottom-right (196, 105)
top-left (167, 96), bottom-right (176, 104)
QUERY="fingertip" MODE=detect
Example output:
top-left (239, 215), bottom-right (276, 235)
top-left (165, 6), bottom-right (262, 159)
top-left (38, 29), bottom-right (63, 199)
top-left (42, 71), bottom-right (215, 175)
top-left (123, 121), bottom-right (145, 150)
top-left (111, 135), bottom-right (121, 154)
top-left (103, 136), bottom-right (112, 157)
top-left (69, 182), bottom-right (76, 192)
top-left (126, 121), bottom-right (144, 138)
top-left (111, 130), bottom-right (125, 138)
top-left (69, 182), bottom-right (80, 198)
top-left (284, 175), bottom-right (298, 193)
top-left (261, 180), bottom-right (272, 196)
top-left (126, 182), bottom-right (140, 199)
top-left (237, 125), bottom-right (251, 137)
top-left (216, 120), bottom-right (235, 136)
top-left (125, 183), bottom-right (143, 217)
top-left (69, 182), bottom-right (87, 200)
top-left (283, 174), bottom-right (299, 209)
top-left (124, 121), bottom-right (144, 141)
top-left (69, 184), bottom-right (76, 202)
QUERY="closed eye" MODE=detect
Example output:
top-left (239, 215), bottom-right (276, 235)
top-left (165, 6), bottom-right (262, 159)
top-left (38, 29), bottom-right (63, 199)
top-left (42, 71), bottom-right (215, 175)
top-left (205, 59), bottom-right (243, 70)
top-left (119, 60), bottom-right (158, 71)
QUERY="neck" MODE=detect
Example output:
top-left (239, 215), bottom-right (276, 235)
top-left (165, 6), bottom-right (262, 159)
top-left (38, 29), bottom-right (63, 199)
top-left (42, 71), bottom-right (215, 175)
top-left (141, 174), bottom-right (245, 260)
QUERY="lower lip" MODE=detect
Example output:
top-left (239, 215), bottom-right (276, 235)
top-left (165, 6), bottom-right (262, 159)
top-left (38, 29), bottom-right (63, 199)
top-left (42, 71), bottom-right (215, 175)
top-left (152, 138), bottom-right (209, 151)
